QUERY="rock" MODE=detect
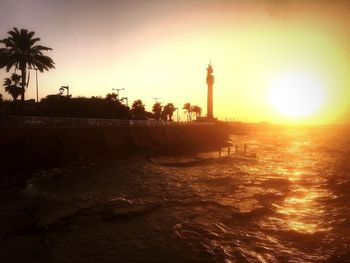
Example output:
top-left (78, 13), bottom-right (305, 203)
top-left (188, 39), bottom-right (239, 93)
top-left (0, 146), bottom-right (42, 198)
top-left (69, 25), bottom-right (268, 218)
top-left (102, 203), bottom-right (161, 222)
top-left (22, 184), bottom-right (39, 197)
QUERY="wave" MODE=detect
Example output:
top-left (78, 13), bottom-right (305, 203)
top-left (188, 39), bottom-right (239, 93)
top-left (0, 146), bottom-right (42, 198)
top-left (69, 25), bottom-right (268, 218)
top-left (254, 192), bottom-right (286, 205)
top-left (260, 178), bottom-right (292, 190)
top-left (230, 207), bottom-right (275, 221)
top-left (152, 156), bottom-right (237, 167)
top-left (201, 176), bottom-right (239, 189)
top-left (101, 202), bottom-right (162, 222)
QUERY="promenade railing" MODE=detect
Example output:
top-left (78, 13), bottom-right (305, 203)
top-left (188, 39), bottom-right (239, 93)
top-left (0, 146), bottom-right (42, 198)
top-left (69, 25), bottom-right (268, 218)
top-left (0, 116), bottom-right (215, 128)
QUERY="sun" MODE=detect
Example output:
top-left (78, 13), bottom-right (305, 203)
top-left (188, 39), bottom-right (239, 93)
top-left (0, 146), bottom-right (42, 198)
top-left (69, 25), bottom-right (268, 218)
top-left (268, 72), bottom-right (327, 118)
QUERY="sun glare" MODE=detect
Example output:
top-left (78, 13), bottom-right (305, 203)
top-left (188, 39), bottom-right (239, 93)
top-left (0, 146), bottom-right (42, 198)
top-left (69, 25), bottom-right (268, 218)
top-left (268, 72), bottom-right (327, 118)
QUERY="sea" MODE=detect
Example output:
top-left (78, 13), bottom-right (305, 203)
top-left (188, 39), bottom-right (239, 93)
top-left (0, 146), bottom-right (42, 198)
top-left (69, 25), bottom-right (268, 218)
top-left (5, 125), bottom-right (350, 262)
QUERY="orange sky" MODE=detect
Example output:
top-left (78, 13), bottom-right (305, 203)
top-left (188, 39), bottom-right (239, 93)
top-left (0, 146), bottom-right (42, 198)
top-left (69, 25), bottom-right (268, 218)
top-left (0, 0), bottom-right (350, 124)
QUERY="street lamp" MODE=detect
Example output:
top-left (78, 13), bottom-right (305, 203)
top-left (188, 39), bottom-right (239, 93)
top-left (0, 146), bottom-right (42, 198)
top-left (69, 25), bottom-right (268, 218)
top-left (152, 97), bottom-right (159, 103)
top-left (35, 69), bottom-right (38, 102)
top-left (112, 88), bottom-right (124, 99)
top-left (175, 107), bottom-right (179, 122)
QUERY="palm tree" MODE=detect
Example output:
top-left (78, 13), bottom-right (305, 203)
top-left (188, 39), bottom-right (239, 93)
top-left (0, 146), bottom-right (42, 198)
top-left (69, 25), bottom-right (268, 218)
top-left (163, 103), bottom-right (176, 121)
top-left (0, 27), bottom-right (55, 101)
top-left (105, 93), bottom-right (118, 101)
top-left (131, 99), bottom-right (147, 120)
top-left (3, 73), bottom-right (22, 101)
top-left (183, 102), bottom-right (192, 122)
top-left (191, 105), bottom-right (202, 120)
top-left (152, 102), bottom-right (162, 120)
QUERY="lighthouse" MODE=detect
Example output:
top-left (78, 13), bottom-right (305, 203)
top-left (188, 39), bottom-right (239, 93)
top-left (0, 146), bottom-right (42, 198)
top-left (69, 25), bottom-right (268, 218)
top-left (206, 62), bottom-right (214, 119)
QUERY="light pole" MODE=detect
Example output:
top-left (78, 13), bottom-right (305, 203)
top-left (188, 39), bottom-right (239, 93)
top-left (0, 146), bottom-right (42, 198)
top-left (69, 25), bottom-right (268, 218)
top-left (35, 68), bottom-right (38, 102)
top-left (175, 107), bottom-right (179, 122)
top-left (152, 97), bottom-right (159, 103)
top-left (27, 66), bottom-right (39, 102)
top-left (112, 88), bottom-right (124, 99)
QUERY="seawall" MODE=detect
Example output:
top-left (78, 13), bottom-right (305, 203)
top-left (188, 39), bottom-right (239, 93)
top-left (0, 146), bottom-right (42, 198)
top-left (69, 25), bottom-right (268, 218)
top-left (0, 123), bottom-right (231, 185)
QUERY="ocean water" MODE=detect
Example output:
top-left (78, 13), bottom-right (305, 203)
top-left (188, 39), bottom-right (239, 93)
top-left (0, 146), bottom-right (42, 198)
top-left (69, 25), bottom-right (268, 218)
top-left (10, 125), bottom-right (350, 262)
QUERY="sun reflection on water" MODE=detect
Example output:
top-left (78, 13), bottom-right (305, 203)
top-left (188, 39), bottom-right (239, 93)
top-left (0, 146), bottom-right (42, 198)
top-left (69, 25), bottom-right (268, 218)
top-left (277, 189), bottom-right (322, 234)
top-left (272, 137), bottom-right (331, 234)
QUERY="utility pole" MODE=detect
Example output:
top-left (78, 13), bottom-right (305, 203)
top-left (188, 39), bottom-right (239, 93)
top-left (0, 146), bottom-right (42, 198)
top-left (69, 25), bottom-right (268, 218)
top-left (153, 97), bottom-right (159, 103)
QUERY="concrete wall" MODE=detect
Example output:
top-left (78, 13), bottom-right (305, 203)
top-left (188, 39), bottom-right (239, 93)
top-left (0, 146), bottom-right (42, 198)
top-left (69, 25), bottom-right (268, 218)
top-left (0, 125), bottom-right (230, 170)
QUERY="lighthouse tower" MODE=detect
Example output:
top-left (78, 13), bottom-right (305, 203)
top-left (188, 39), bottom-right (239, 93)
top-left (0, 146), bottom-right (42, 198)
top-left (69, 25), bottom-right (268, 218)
top-left (206, 62), bottom-right (214, 119)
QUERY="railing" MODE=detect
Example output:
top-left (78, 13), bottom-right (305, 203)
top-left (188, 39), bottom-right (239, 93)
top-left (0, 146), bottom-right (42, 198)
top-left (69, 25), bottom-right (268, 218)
top-left (0, 116), bottom-right (215, 128)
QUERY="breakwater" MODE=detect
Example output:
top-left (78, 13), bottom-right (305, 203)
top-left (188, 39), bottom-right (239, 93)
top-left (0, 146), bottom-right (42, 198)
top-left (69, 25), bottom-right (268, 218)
top-left (0, 117), bottom-right (234, 186)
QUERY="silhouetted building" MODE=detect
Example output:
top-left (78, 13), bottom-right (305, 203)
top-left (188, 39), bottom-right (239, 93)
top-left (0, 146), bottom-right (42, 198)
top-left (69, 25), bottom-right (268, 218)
top-left (206, 62), bottom-right (214, 119)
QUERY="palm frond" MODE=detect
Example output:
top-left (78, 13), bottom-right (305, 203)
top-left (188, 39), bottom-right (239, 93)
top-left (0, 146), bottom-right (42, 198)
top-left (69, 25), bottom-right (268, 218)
top-left (32, 45), bottom-right (53, 51)
top-left (2, 74), bottom-right (21, 100)
top-left (33, 55), bottom-right (55, 72)
top-left (29, 37), bottom-right (41, 47)
top-left (0, 27), bottom-right (55, 100)
top-left (3, 77), bottom-right (11, 87)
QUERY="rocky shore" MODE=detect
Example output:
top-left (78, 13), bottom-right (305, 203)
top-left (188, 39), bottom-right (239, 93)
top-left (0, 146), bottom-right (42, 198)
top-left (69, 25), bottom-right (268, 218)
top-left (0, 153), bottom-right (246, 262)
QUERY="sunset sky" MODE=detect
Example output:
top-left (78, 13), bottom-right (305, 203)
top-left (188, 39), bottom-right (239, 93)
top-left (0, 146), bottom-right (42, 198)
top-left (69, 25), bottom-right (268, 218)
top-left (0, 0), bottom-right (350, 124)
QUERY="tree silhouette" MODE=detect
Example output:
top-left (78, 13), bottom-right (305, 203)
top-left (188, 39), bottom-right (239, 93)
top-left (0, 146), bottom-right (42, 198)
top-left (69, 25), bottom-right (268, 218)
top-left (191, 105), bottom-right (202, 120)
top-left (163, 103), bottom-right (176, 121)
top-left (0, 27), bottom-right (55, 101)
top-left (183, 102), bottom-right (192, 122)
top-left (131, 99), bottom-right (147, 120)
top-left (0, 93), bottom-right (3, 102)
top-left (3, 73), bottom-right (22, 101)
top-left (105, 93), bottom-right (118, 102)
top-left (40, 95), bottom-right (130, 118)
top-left (152, 102), bottom-right (162, 120)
